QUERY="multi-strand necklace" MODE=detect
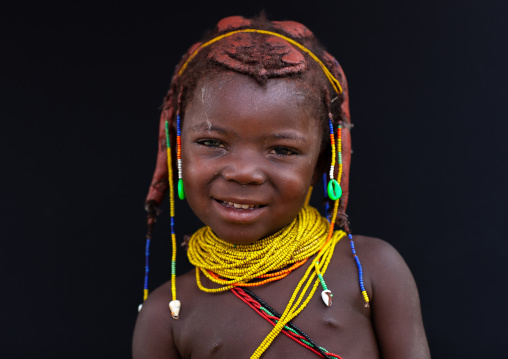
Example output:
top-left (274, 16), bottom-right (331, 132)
top-left (187, 205), bottom-right (333, 291)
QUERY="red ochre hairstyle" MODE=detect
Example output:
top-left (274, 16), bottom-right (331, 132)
top-left (145, 15), bottom-right (353, 231)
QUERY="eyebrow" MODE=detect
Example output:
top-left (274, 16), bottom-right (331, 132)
top-left (189, 123), bottom-right (307, 143)
top-left (189, 123), bottom-right (234, 135)
top-left (268, 133), bottom-right (307, 143)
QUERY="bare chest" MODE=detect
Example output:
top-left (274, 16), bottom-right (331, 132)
top-left (172, 256), bottom-right (379, 359)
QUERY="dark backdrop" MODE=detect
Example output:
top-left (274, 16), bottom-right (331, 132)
top-left (1, 1), bottom-right (506, 358)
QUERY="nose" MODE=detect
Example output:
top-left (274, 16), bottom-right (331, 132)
top-left (221, 150), bottom-right (266, 185)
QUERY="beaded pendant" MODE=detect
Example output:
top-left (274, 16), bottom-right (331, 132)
top-left (321, 290), bottom-right (333, 306)
top-left (169, 300), bottom-right (181, 319)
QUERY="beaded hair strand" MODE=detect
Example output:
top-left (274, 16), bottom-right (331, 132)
top-left (175, 89), bottom-right (185, 201)
top-left (164, 118), bottom-right (180, 318)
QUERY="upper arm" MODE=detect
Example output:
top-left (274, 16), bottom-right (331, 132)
top-left (132, 288), bottom-right (181, 359)
top-left (363, 238), bottom-right (430, 359)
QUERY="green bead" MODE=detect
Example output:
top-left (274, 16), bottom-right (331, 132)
top-left (327, 179), bottom-right (342, 200)
top-left (317, 273), bottom-right (327, 290)
top-left (178, 179), bottom-right (185, 200)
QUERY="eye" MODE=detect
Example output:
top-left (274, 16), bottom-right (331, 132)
top-left (196, 139), bottom-right (226, 148)
top-left (270, 146), bottom-right (299, 157)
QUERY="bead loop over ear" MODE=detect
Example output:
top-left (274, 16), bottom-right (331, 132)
top-left (178, 179), bottom-right (185, 200)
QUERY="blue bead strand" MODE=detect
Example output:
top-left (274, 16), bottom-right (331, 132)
top-left (176, 115), bottom-right (181, 136)
top-left (322, 173), bottom-right (330, 221)
top-left (144, 238), bottom-right (151, 286)
top-left (349, 233), bottom-right (370, 306)
top-left (143, 238), bottom-right (151, 301)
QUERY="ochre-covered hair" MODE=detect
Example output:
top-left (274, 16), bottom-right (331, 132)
top-left (145, 15), bottom-right (353, 230)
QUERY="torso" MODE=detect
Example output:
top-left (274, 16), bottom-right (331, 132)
top-left (151, 234), bottom-right (381, 359)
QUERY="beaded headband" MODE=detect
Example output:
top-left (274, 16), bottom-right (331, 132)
top-left (178, 29), bottom-right (343, 94)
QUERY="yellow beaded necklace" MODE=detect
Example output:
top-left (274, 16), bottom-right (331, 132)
top-left (188, 205), bottom-right (336, 290)
top-left (187, 203), bottom-right (345, 358)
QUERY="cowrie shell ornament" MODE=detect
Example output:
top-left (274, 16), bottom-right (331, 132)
top-left (169, 300), bottom-right (181, 319)
top-left (321, 290), bottom-right (333, 306)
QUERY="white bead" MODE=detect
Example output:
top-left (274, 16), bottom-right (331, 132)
top-left (169, 300), bottom-right (181, 319)
top-left (321, 290), bottom-right (333, 306)
top-left (138, 304), bottom-right (143, 312)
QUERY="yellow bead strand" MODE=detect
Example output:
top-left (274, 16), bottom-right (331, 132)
top-left (251, 200), bottom-right (342, 358)
top-left (165, 120), bottom-right (177, 303)
top-left (252, 233), bottom-right (343, 355)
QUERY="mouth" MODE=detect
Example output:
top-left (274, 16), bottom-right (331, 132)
top-left (211, 197), bottom-right (267, 224)
top-left (217, 200), bottom-right (263, 210)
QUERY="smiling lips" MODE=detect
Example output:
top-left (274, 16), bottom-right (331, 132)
top-left (219, 200), bottom-right (262, 210)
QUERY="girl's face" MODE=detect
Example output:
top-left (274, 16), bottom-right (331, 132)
top-left (181, 71), bottom-right (323, 244)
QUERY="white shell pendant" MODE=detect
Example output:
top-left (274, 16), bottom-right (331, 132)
top-left (138, 304), bottom-right (143, 312)
top-left (169, 300), bottom-right (181, 319)
top-left (321, 290), bottom-right (333, 306)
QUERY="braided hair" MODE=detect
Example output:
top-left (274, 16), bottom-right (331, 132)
top-left (146, 15), bottom-right (353, 231)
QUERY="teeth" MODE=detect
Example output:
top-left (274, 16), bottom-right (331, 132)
top-left (224, 201), bottom-right (258, 209)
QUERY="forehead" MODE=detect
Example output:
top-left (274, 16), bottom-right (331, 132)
top-left (184, 71), bottom-right (321, 129)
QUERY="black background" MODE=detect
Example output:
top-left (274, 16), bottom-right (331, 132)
top-left (1, 0), bottom-right (507, 358)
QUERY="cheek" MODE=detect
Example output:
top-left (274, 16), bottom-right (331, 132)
top-left (180, 152), bottom-right (214, 222)
top-left (182, 152), bottom-right (209, 186)
top-left (181, 142), bottom-right (203, 187)
top-left (275, 163), bottom-right (316, 202)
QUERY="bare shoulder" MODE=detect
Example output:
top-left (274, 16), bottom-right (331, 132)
top-left (349, 234), bottom-right (431, 359)
top-left (351, 235), bottom-right (410, 281)
top-left (132, 270), bottom-right (196, 359)
top-left (349, 234), bottom-right (421, 311)
top-left (348, 234), bottom-right (401, 260)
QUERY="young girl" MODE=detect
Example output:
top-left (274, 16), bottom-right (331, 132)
top-left (133, 15), bottom-right (430, 359)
